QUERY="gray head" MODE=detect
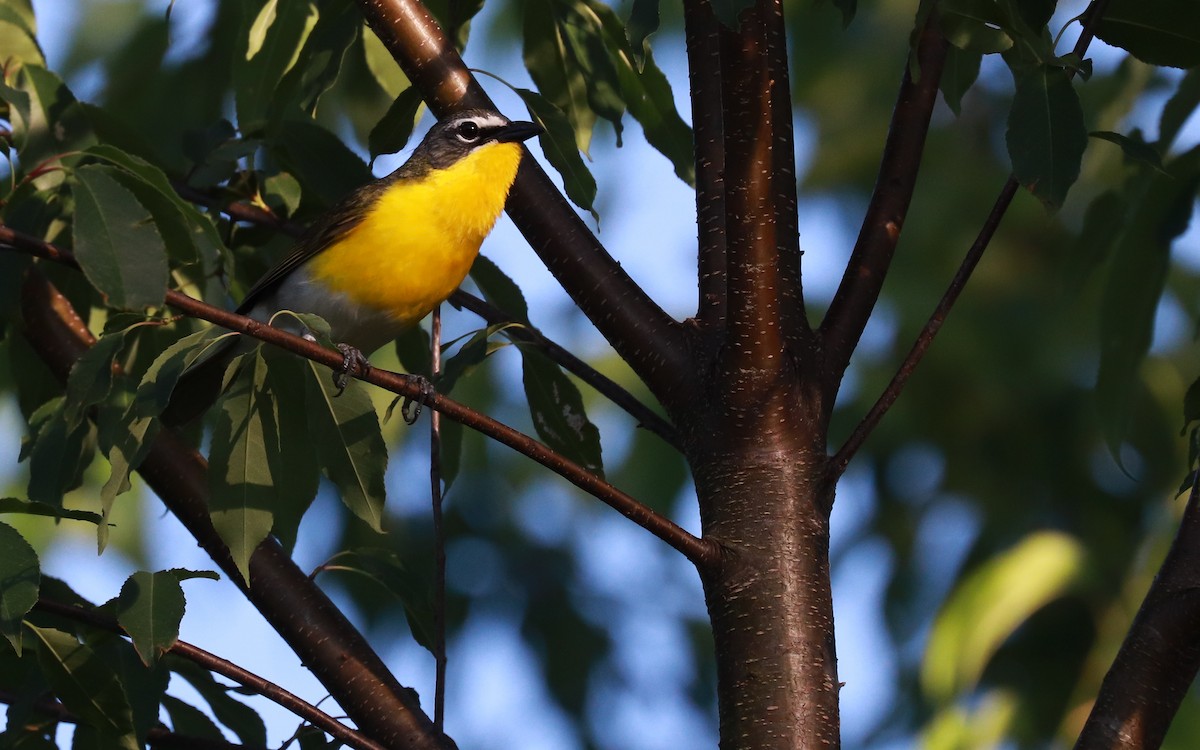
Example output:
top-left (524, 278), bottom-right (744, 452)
top-left (410, 109), bottom-right (543, 171)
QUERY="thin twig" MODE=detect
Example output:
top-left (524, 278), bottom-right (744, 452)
top-left (175, 184), bottom-right (681, 449)
top-left (33, 598), bottom-right (388, 750)
top-left (430, 304), bottom-right (447, 730)
top-left (0, 226), bottom-right (718, 568)
top-left (830, 0), bottom-right (1115, 476)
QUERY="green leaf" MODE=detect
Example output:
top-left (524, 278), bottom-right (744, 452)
top-left (361, 24), bottom-right (410, 98)
top-left (523, 0), bottom-right (596, 154)
top-left (439, 323), bottom-right (515, 394)
top-left (0, 498), bottom-right (102, 524)
top-left (28, 625), bottom-right (139, 750)
top-left (0, 522), bottom-right (39, 655)
top-left (1094, 0), bottom-right (1200, 69)
top-left (161, 694), bottom-right (227, 742)
top-left (0, 5), bottom-right (44, 69)
top-left (1160, 68), bottom-right (1200, 148)
top-left (234, 0), bottom-right (319, 134)
top-left (1096, 148), bottom-right (1200, 456)
top-left (208, 351), bottom-right (278, 583)
top-left (85, 144), bottom-right (226, 272)
top-left (1184, 376), bottom-right (1200, 433)
top-left (513, 86), bottom-right (598, 218)
top-left (941, 45), bottom-right (982, 115)
top-left (133, 329), bottom-right (228, 420)
top-left (262, 171), bottom-right (303, 218)
top-left (304, 360), bottom-right (388, 532)
top-left (559, 1), bottom-right (626, 135)
top-left (1062, 189), bottom-right (1126, 291)
top-left (1005, 65), bottom-right (1088, 209)
top-left (98, 412), bottom-right (160, 551)
top-left (1089, 130), bottom-right (1165, 172)
top-left (5, 65), bottom-right (94, 171)
top-left (470, 254), bottom-right (532, 324)
top-left (919, 690), bottom-right (1019, 749)
top-left (368, 86), bottom-right (425, 163)
top-left (26, 398), bottom-right (95, 507)
top-left (116, 571), bottom-right (186, 667)
top-left (273, 119), bottom-right (373, 206)
top-left (939, 0), bottom-right (1015, 54)
top-left (921, 531), bottom-right (1086, 703)
top-left (259, 346), bottom-right (320, 551)
top-left (521, 348), bottom-right (604, 477)
top-left (626, 0), bottom-right (659, 67)
top-left (316, 549), bottom-right (435, 652)
top-left (271, 0), bottom-right (359, 123)
top-left (72, 165), bottom-right (168, 310)
top-left (167, 657), bottom-right (267, 746)
top-left (63, 328), bottom-right (137, 425)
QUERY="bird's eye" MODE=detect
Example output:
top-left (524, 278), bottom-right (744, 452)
top-left (456, 120), bottom-right (481, 142)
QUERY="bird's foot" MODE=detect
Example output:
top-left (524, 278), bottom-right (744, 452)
top-left (333, 343), bottom-right (371, 395)
top-left (401, 375), bottom-right (435, 425)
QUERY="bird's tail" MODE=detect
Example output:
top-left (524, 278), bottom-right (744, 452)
top-left (160, 335), bottom-right (241, 427)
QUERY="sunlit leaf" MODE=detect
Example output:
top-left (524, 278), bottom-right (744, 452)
top-left (0, 521), bottom-right (39, 655)
top-left (0, 4), bottom-right (43, 70)
top-left (922, 531), bottom-right (1086, 703)
top-left (208, 351), bottom-right (277, 583)
top-left (235, 0), bottom-right (319, 133)
top-left (272, 0), bottom-right (359, 122)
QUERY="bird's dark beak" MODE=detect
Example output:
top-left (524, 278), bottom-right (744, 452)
top-left (495, 120), bottom-right (543, 143)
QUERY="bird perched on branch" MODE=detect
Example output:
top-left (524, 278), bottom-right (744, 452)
top-left (163, 109), bottom-right (542, 426)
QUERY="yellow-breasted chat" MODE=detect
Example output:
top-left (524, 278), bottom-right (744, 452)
top-left (163, 109), bottom-right (542, 425)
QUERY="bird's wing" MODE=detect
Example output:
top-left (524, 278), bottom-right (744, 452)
top-left (235, 177), bottom-right (394, 314)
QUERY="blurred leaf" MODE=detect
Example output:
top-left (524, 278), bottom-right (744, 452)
top-left (1097, 148), bottom-right (1200, 456)
top-left (1160, 68), bottom-right (1200, 148)
top-left (523, 0), bottom-right (596, 154)
top-left (941, 45), bottom-right (982, 115)
top-left (626, 0), bottom-right (659, 67)
top-left (1062, 189), bottom-right (1126, 291)
top-left (1006, 65), bottom-right (1087, 209)
top-left (361, 23), bottom-right (410, 98)
top-left (919, 689), bottom-right (1019, 749)
top-left (208, 351), bottom-right (278, 583)
top-left (1094, 0), bottom-right (1200, 69)
top-left (710, 0), bottom-right (756, 28)
top-left (1089, 130), bottom-right (1165, 172)
top-left (521, 347), bottom-right (604, 477)
top-left (71, 165), bottom-right (168, 310)
top-left (25, 398), bottom-right (94, 507)
top-left (513, 86), bottom-right (598, 217)
top-left (0, 4), bottom-right (43, 70)
top-left (317, 549), bottom-right (436, 652)
top-left (0, 498), bottom-right (102, 524)
top-left (273, 118), bottom-right (372, 206)
top-left (28, 625), bottom-right (139, 750)
top-left (368, 86), bottom-right (424, 162)
top-left (5, 65), bottom-right (94, 171)
top-left (0, 521), bottom-right (39, 655)
top-left (939, 0), bottom-right (1014, 54)
top-left (922, 531), bottom-right (1086, 703)
top-left (303, 358), bottom-right (388, 532)
top-left (559, 1), bottom-right (626, 137)
top-left (271, 0), bottom-right (359, 123)
top-left (116, 571), bottom-right (186, 667)
top-left (235, 0), bottom-right (319, 134)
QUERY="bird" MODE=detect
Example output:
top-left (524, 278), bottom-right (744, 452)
top-left (162, 109), bottom-right (542, 426)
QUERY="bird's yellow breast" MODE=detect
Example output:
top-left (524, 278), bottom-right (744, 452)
top-left (306, 140), bottom-right (523, 327)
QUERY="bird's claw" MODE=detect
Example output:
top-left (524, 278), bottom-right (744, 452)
top-left (401, 375), bottom-right (434, 425)
top-left (333, 343), bottom-right (371, 396)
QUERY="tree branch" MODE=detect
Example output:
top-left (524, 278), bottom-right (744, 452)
top-left (1, 226), bottom-right (717, 568)
top-left (829, 0), bottom-right (1114, 475)
top-left (177, 184), bottom-right (682, 449)
top-left (818, 18), bottom-right (949, 386)
top-left (1073, 474), bottom-right (1200, 749)
top-left (32, 598), bottom-right (387, 750)
top-left (354, 0), bottom-right (696, 404)
top-left (18, 267), bottom-right (453, 750)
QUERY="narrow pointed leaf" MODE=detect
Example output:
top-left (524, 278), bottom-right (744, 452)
top-left (1094, 0), bottom-right (1200, 69)
top-left (521, 348), bottom-right (604, 477)
top-left (0, 522), bottom-right (39, 655)
top-left (0, 498), bottom-right (102, 524)
top-left (514, 87), bottom-right (598, 218)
